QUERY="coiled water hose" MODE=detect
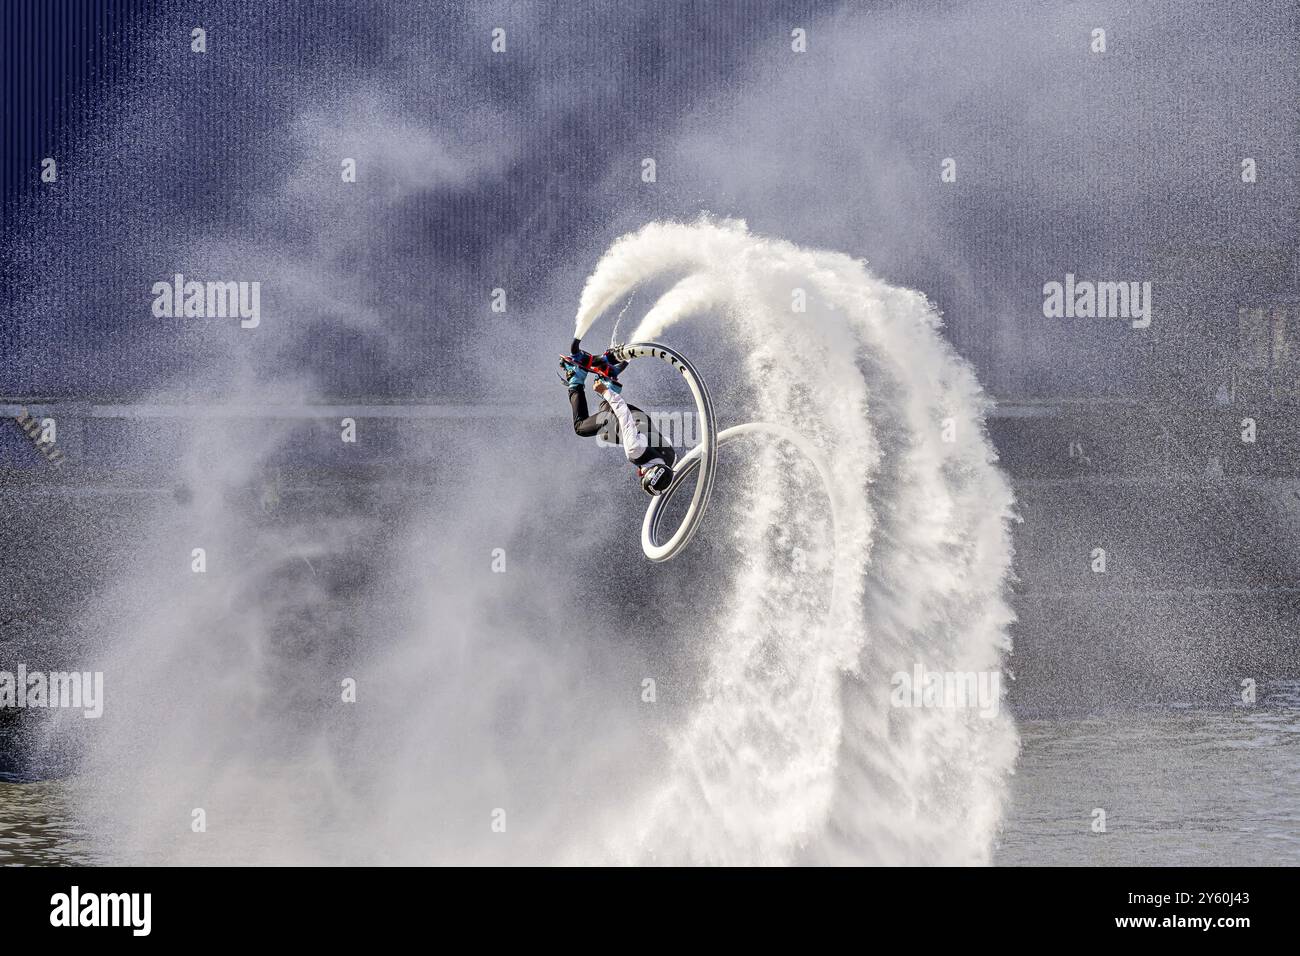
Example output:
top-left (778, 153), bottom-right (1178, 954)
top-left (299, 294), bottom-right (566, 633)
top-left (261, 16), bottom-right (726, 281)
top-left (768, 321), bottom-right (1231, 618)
top-left (609, 342), bottom-right (836, 564)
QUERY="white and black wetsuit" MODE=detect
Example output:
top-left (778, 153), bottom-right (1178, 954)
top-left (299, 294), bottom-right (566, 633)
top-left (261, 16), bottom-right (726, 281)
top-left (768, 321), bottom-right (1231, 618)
top-left (568, 385), bottom-right (677, 470)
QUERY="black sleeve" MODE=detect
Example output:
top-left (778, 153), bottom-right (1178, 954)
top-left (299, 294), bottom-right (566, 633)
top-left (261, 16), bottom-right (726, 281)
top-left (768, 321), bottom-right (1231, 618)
top-left (569, 386), bottom-right (605, 437)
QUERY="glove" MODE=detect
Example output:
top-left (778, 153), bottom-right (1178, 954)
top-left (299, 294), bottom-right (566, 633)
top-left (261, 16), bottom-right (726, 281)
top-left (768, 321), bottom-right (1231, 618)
top-left (592, 374), bottom-right (622, 395)
top-left (559, 357), bottom-right (587, 389)
top-left (601, 350), bottom-right (629, 379)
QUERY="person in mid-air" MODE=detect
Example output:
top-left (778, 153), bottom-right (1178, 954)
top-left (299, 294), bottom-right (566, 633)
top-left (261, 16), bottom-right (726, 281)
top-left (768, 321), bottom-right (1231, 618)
top-left (560, 339), bottom-right (676, 495)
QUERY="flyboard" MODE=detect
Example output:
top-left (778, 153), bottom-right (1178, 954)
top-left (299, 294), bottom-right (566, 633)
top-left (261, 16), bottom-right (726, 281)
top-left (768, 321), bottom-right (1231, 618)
top-left (572, 340), bottom-right (837, 565)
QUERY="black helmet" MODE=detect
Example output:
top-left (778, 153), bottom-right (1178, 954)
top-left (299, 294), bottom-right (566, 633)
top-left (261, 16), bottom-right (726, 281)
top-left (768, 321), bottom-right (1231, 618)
top-left (640, 463), bottom-right (673, 496)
